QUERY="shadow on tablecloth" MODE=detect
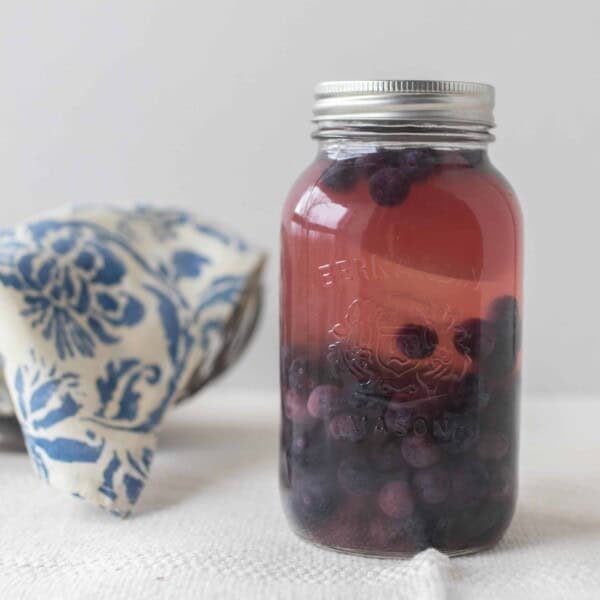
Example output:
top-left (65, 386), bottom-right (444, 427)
top-left (497, 479), bottom-right (600, 552)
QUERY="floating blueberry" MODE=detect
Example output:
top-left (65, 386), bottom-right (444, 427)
top-left (368, 167), bottom-right (410, 207)
top-left (413, 465), bottom-right (451, 504)
top-left (452, 460), bottom-right (490, 506)
top-left (337, 456), bottom-right (380, 496)
top-left (307, 384), bottom-right (344, 419)
top-left (460, 149), bottom-right (485, 168)
top-left (477, 432), bottom-right (509, 461)
top-left (432, 410), bottom-right (479, 454)
top-left (320, 159), bottom-right (359, 192)
top-left (453, 318), bottom-right (495, 360)
top-left (355, 149), bottom-right (400, 177)
top-left (396, 324), bottom-right (439, 359)
top-left (401, 434), bottom-right (441, 469)
top-left (399, 148), bottom-right (438, 181)
top-left (328, 413), bottom-right (368, 443)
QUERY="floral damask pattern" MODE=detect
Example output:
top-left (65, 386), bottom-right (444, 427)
top-left (0, 206), bottom-right (264, 515)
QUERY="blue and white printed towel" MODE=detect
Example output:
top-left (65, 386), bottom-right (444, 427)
top-left (0, 205), bottom-right (265, 515)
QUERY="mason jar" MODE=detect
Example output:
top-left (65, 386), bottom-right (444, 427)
top-left (279, 80), bottom-right (522, 557)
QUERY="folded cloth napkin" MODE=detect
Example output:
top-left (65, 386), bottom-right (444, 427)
top-left (0, 205), bottom-right (265, 515)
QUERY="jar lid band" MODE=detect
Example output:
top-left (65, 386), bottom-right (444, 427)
top-left (313, 80), bottom-right (495, 130)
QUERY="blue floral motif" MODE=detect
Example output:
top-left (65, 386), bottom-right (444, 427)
top-left (14, 353), bottom-right (104, 480)
top-left (0, 221), bottom-right (145, 359)
top-left (14, 351), bottom-right (161, 511)
top-left (98, 447), bottom-right (154, 507)
top-left (95, 359), bottom-right (161, 422)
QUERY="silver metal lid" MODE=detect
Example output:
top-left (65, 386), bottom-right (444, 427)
top-left (313, 80), bottom-right (495, 128)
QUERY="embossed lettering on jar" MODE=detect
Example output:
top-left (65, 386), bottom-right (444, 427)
top-left (280, 80), bottom-right (523, 557)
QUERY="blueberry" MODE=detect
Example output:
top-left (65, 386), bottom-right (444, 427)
top-left (318, 500), bottom-right (369, 549)
top-left (453, 318), bottom-right (495, 360)
top-left (396, 324), bottom-right (439, 359)
top-left (432, 411), bottom-right (479, 454)
top-left (385, 396), bottom-right (438, 437)
top-left (328, 413), bottom-right (368, 443)
top-left (378, 480), bottom-right (415, 519)
top-left (429, 504), bottom-right (501, 550)
top-left (489, 296), bottom-right (521, 348)
top-left (399, 148), bottom-right (438, 181)
top-left (370, 439), bottom-right (406, 473)
top-left (355, 149), bottom-right (400, 177)
top-left (483, 296), bottom-right (521, 380)
top-left (286, 426), bottom-right (327, 471)
top-left (291, 470), bottom-right (340, 524)
top-left (368, 167), bottom-right (410, 207)
top-left (460, 149), bottom-right (485, 167)
top-left (367, 514), bottom-right (428, 553)
top-left (477, 432), bottom-right (509, 461)
top-left (452, 460), bottom-right (490, 506)
top-left (283, 389), bottom-right (310, 423)
top-left (307, 384), bottom-right (344, 419)
top-left (321, 159), bottom-right (359, 192)
top-left (401, 435), bottom-right (441, 469)
top-left (346, 389), bottom-right (388, 419)
top-left (450, 373), bottom-right (490, 412)
top-left (337, 456), bottom-right (380, 496)
top-left (287, 355), bottom-right (315, 394)
top-left (483, 377), bottom-right (519, 423)
top-left (413, 465), bottom-right (450, 504)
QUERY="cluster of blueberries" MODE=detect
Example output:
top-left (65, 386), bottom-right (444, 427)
top-left (280, 296), bottom-right (520, 555)
top-left (319, 147), bottom-right (484, 206)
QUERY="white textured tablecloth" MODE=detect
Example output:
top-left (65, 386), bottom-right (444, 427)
top-left (1, 389), bottom-right (599, 600)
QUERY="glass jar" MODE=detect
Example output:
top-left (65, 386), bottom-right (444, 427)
top-left (279, 80), bottom-right (522, 557)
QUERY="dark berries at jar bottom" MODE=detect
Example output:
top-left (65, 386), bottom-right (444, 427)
top-left (280, 297), bottom-right (520, 555)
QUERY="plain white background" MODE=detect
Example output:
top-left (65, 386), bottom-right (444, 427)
top-left (0, 0), bottom-right (598, 396)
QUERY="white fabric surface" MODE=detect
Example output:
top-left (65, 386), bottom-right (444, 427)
top-left (1, 389), bottom-right (599, 600)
